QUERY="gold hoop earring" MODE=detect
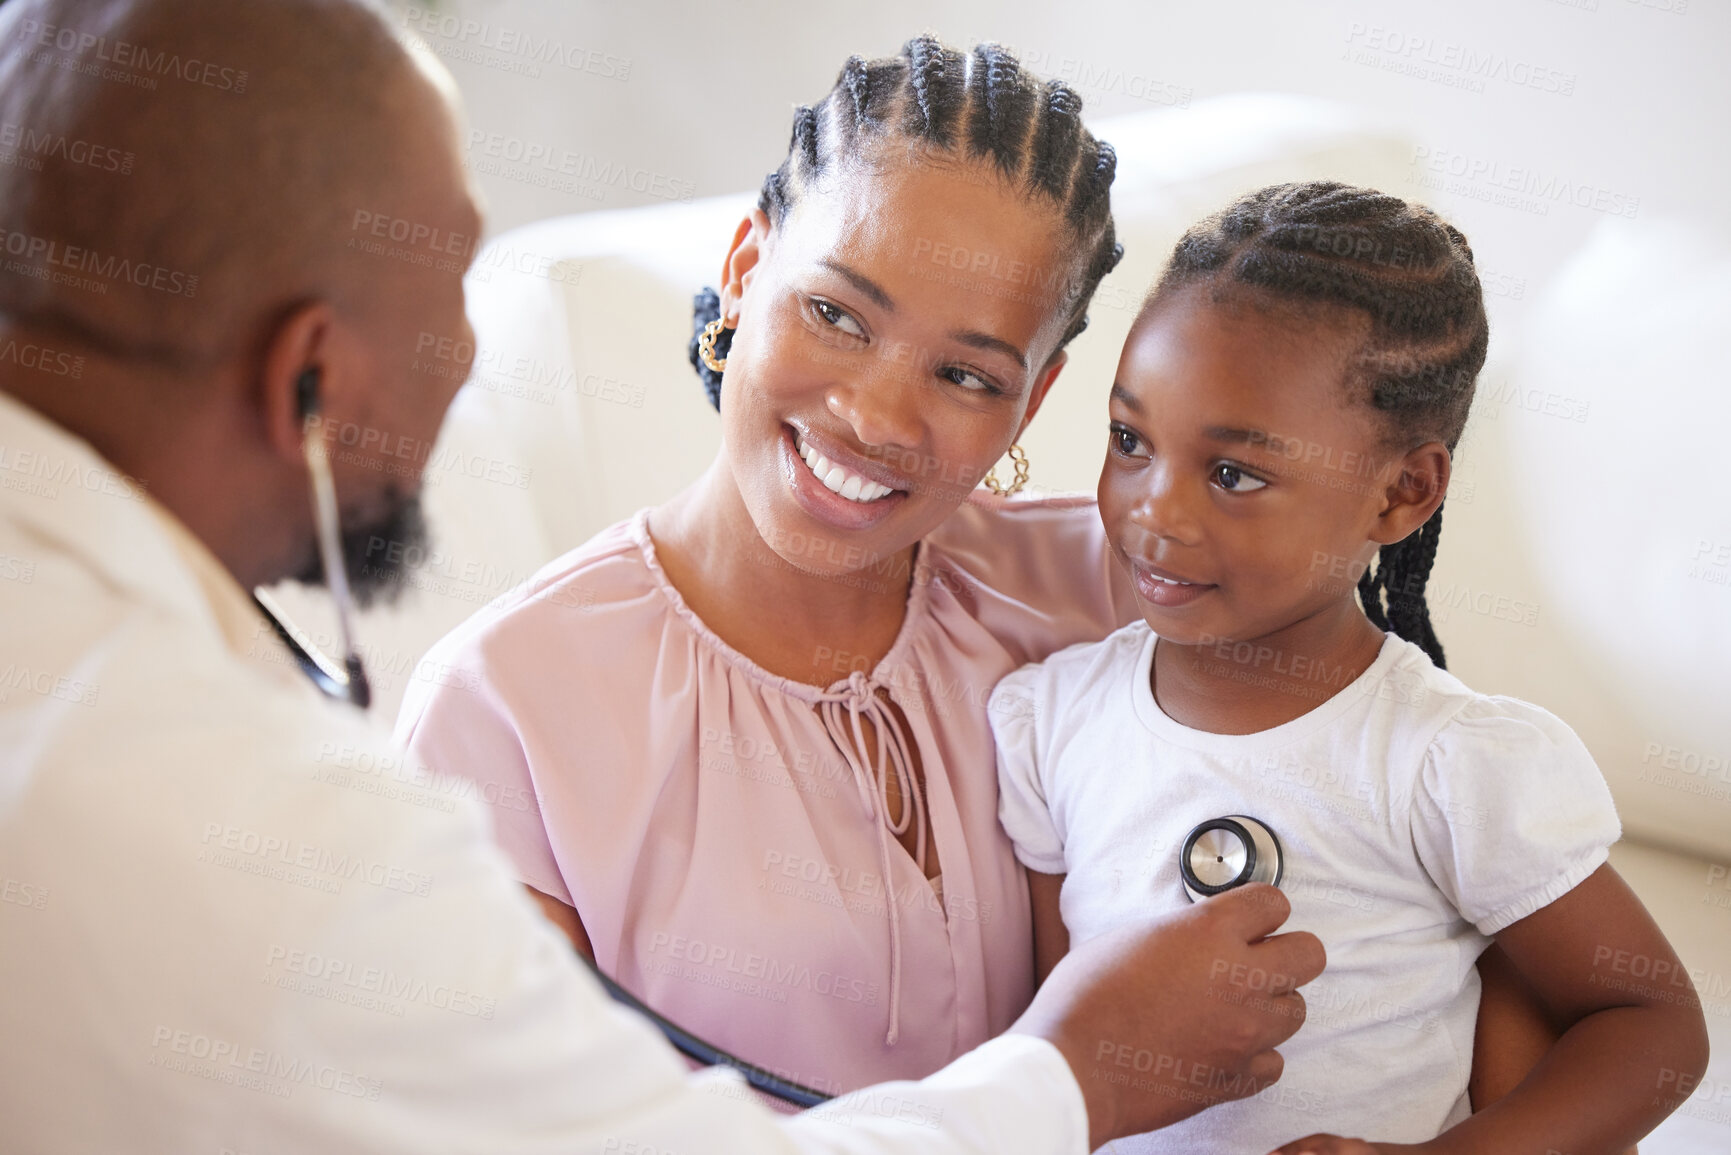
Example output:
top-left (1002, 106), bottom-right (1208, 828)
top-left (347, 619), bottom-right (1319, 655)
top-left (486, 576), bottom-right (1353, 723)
top-left (698, 317), bottom-right (732, 373)
top-left (982, 443), bottom-right (1030, 497)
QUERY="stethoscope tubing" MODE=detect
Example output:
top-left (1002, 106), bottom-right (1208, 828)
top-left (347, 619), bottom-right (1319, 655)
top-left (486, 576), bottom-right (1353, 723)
top-left (580, 956), bottom-right (834, 1107)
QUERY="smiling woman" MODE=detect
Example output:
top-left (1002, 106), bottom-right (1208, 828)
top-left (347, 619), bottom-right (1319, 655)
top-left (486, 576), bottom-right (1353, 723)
top-left (394, 34), bottom-right (1145, 1096)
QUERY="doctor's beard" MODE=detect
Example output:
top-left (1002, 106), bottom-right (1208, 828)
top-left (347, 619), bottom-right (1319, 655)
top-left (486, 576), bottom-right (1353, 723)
top-left (291, 486), bottom-right (429, 610)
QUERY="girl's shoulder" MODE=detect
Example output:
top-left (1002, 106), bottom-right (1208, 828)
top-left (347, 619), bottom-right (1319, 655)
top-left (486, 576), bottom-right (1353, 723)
top-left (988, 620), bottom-right (1151, 718)
top-left (1377, 639), bottom-right (1596, 772)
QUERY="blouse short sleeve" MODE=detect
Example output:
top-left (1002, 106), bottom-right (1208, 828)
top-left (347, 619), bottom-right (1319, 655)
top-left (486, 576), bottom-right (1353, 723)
top-left (989, 663), bottom-right (1067, 876)
top-left (1411, 695), bottom-right (1622, 936)
top-left (394, 620), bottom-right (570, 906)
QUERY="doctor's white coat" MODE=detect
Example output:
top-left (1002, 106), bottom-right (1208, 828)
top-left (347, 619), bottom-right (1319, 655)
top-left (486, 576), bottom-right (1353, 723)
top-left (0, 391), bottom-right (1087, 1155)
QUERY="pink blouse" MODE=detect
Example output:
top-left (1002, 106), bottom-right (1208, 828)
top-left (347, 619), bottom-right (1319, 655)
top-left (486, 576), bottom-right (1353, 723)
top-left (395, 494), bottom-right (1136, 1096)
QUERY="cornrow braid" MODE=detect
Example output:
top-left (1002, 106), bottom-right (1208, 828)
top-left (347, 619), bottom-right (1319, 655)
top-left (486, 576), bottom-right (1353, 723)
top-left (689, 34), bottom-right (1124, 408)
top-left (1150, 180), bottom-right (1489, 668)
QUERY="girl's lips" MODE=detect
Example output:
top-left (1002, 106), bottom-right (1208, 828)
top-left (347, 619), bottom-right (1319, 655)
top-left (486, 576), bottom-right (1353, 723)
top-left (1130, 560), bottom-right (1217, 608)
top-left (779, 426), bottom-right (908, 532)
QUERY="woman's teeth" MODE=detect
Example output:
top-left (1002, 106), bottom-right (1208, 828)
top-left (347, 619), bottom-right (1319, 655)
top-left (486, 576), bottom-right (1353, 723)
top-left (1148, 573), bottom-right (1195, 586)
top-left (797, 436), bottom-right (896, 503)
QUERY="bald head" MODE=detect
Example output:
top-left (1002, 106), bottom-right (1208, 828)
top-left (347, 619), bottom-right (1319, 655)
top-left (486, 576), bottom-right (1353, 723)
top-left (0, 0), bottom-right (482, 596)
top-left (0, 0), bottom-right (459, 368)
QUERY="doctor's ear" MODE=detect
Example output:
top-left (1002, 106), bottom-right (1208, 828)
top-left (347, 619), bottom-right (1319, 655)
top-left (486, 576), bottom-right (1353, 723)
top-left (257, 301), bottom-right (340, 466)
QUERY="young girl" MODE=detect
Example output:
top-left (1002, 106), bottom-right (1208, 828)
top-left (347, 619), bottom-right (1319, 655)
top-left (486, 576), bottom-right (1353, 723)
top-left (990, 182), bottom-right (1709, 1154)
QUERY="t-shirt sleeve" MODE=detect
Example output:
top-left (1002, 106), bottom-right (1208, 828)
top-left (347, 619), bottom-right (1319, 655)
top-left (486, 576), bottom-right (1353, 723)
top-left (393, 635), bottom-right (571, 906)
top-left (1411, 695), bottom-right (1621, 936)
top-left (989, 662), bottom-right (1067, 875)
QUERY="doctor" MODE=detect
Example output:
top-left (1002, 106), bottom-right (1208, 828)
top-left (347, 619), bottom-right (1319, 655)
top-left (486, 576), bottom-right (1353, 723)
top-left (0, 0), bottom-right (1324, 1151)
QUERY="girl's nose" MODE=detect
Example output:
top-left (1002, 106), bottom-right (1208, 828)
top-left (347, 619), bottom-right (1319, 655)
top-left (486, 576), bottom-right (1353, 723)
top-left (1131, 464), bottom-right (1204, 547)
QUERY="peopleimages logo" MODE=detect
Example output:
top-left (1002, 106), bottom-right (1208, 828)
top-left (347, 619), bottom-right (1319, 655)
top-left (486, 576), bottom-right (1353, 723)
top-left (15, 19), bottom-right (249, 93)
top-left (0, 227), bottom-right (198, 297)
top-left (1409, 146), bottom-right (1640, 219)
top-left (0, 120), bottom-right (134, 173)
top-left (148, 1026), bottom-right (382, 1100)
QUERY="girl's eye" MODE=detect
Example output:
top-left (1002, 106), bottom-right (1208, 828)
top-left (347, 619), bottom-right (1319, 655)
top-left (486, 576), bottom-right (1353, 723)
top-left (1212, 463), bottom-right (1267, 492)
top-left (1109, 423), bottom-right (1145, 457)
top-left (812, 298), bottom-right (865, 338)
top-left (938, 365), bottom-right (1000, 395)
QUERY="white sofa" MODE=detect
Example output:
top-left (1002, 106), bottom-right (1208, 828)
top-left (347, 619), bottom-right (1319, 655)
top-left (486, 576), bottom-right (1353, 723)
top-left (267, 94), bottom-right (1730, 1151)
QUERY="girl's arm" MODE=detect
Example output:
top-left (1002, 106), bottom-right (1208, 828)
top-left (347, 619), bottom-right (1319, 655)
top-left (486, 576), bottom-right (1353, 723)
top-left (1272, 864), bottom-right (1710, 1155)
top-left (1029, 870), bottom-right (1070, 985)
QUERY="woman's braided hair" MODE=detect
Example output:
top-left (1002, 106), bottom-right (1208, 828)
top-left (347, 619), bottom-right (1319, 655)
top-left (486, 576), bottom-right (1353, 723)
top-left (1148, 180), bottom-right (1488, 668)
top-left (689, 35), bottom-right (1124, 409)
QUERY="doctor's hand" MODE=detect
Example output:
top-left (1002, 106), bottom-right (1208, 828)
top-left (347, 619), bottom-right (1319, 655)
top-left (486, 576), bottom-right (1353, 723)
top-left (1009, 883), bottom-right (1324, 1150)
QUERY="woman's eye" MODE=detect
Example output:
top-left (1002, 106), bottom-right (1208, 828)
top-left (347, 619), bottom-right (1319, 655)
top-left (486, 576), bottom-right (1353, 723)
top-left (1109, 424), bottom-right (1144, 457)
top-left (812, 298), bottom-right (865, 338)
top-left (1212, 463), bottom-right (1267, 492)
top-left (938, 365), bottom-right (997, 394)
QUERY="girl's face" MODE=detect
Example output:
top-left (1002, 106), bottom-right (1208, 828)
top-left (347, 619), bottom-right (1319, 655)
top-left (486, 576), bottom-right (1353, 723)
top-left (1097, 285), bottom-right (1446, 646)
top-left (715, 158), bottom-right (1077, 577)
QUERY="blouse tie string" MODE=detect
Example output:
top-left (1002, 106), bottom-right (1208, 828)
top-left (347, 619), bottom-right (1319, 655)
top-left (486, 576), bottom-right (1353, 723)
top-left (815, 669), bottom-right (926, 1047)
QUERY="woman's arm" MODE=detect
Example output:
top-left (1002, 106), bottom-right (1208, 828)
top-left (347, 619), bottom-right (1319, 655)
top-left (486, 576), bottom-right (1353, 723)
top-left (1272, 864), bottom-right (1709, 1155)
top-left (526, 884), bottom-right (596, 962)
top-left (1029, 870), bottom-right (1070, 985)
top-left (1472, 947), bottom-right (1640, 1155)
top-left (1470, 943), bottom-right (1566, 1109)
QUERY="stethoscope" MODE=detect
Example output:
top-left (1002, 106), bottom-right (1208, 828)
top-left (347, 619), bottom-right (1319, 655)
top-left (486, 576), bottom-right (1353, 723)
top-left (1179, 816), bottom-right (1285, 903)
top-left (255, 368), bottom-right (833, 1107)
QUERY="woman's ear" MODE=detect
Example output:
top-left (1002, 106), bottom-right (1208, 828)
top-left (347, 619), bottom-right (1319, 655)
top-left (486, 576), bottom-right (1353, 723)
top-left (718, 209), bottom-right (771, 323)
top-left (1370, 441), bottom-right (1451, 546)
top-left (1016, 348), bottom-right (1069, 439)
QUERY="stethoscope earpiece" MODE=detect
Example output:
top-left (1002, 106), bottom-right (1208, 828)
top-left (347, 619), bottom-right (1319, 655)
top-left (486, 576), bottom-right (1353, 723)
top-left (1180, 815), bottom-right (1284, 902)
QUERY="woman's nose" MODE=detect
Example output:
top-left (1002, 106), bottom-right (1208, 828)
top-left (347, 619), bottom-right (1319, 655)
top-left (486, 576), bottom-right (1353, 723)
top-left (826, 355), bottom-right (925, 453)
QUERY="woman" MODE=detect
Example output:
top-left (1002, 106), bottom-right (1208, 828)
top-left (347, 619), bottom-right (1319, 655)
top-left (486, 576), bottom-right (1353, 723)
top-left (397, 35), bottom-right (1562, 1109)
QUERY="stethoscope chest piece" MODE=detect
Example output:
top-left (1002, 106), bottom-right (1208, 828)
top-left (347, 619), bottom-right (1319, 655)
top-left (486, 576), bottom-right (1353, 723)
top-left (1180, 815), bottom-right (1284, 902)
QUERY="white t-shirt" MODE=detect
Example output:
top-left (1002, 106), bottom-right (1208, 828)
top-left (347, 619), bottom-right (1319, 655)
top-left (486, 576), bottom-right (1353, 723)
top-left (991, 622), bottom-right (1620, 1153)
